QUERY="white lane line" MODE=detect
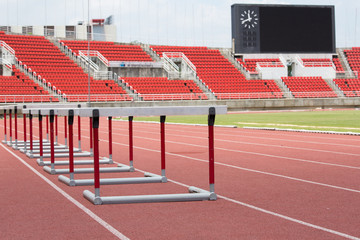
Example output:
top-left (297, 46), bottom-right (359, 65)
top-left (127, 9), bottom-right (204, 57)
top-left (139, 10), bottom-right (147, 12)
top-left (110, 140), bottom-right (360, 194)
top-left (12, 124), bottom-right (360, 170)
top-left (112, 127), bottom-right (360, 157)
top-left (129, 126), bottom-right (360, 150)
top-left (133, 167), bottom-right (360, 240)
top-left (128, 121), bottom-right (360, 144)
top-left (4, 123), bottom-right (360, 239)
top-left (0, 143), bottom-right (130, 240)
top-left (104, 131), bottom-right (360, 170)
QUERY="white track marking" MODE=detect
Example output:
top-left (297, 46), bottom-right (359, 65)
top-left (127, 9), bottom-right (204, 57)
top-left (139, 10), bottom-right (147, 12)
top-left (133, 164), bottom-right (360, 240)
top-left (109, 140), bottom-right (360, 193)
top-left (3, 123), bottom-right (360, 239)
top-left (104, 131), bottom-right (360, 170)
top-left (11, 124), bottom-right (360, 170)
top-left (0, 143), bottom-right (130, 240)
top-left (111, 128), bottom-right (360, 157)
top-left (128, 126), bottom-right (360, 149)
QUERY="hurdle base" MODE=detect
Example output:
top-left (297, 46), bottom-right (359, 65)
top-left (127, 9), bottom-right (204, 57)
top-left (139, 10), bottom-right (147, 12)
top-left (44, 165), bottom-right (132, 175)
top-left (118, 162), bottom-right (135, 172)
top-left (31, 151), bottom-right (91, 159)
top-left (83, 187), bottom-right (216, 205)
top-left (58, 172), bottom-right (166, 186)
top-left (28, 147), bottom-right (80, 155)
top-left (19, 145), bottom-right (67, 153)
top-left (36, 157), bottom-right (113, 166)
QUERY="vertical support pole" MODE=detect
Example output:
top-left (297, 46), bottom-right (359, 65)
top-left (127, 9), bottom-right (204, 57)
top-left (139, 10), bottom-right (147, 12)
top-left (23, 111), bottom-right (27, 152)
top-left (49, 110), bottom-right (55, 173)
top-left (29, 111), bottom-right (33, 155)
top-left (208, 107), bottom-right (216, 193)
top-left (108, 116), bottom-right (113, 163)
top-left (14, 107), bottom-right (18, 149)
top-left (46, 115), bottom-right (49, 141)
top-left (89, 117), bottom-right (93, 155)
top-left (3, 109), bottom-right (7, 143)
top-left (160, 115), bottom-right (166, 178)
top-left (129, 116), bottom-right (134, 168)
top-left (68, 110), bottom-right (75, 183)
top-left (55, 115), bottom-right (58, 145)
top-left (9, 109), bottom-right (12, 146)
top-left (64, 116), bottom-right (68, 147)
top-left (92, 110), bottom-right (100, 199)
top-left (38, 110), bottom-right (43, 165)
top-left (78, 116), bottom-right (82, 151)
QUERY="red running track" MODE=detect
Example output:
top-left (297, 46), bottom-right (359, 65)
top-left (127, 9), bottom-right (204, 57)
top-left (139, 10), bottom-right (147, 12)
top-left (1, 116), bottom-right (360, 239)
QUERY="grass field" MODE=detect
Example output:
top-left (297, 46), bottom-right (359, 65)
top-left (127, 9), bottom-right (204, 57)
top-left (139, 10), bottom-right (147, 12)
top-left (120, 109), bottom-right (360, 133)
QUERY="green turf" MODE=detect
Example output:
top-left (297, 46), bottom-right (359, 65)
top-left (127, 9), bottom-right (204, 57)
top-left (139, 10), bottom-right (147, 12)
top-left (118, 109), bottom-right (360, 133)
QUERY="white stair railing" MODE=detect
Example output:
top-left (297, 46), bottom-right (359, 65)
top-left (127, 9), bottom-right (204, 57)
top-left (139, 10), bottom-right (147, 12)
top-left (1, 41), bottom-right (16, 68)
top-left (162, 53), bottom-right (180, 72)
top-left (78, 50), bottom-right (100, 71)
top-left (79, 50), bottom-right (109, 67)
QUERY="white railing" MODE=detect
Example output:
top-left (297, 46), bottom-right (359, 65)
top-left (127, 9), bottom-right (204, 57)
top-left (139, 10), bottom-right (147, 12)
top-left (79, 50), bottom-right (109, 67)
top-left (256, 62), bottom-right (285, 68)
top-left (78, 51), bottom-right (100, 71)
top-left (163, 52), bottom-right (196, 71)
top-left (162, 53), bottom-right (180, 72)
top-left (2, 58), bottom-right (12, 69)
top-left (93, 71), bottom-right (113, 80)
top-left (0, 41), bottom-right (16, 55)
top-left (0, 95), bottom-right (58, 103)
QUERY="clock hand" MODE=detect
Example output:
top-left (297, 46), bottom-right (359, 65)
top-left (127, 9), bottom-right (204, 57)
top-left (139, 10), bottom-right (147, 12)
top-left (242, 18), bottom-right (251, 24)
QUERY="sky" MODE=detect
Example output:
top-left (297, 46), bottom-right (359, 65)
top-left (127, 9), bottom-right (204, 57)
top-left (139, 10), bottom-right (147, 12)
top-left (0, 0), bottom-right (359, 48)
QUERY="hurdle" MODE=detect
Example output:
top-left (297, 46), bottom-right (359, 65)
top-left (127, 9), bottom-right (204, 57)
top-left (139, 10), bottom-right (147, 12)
top-left (21, 105), bottom-right (91, 160)
top-left (36, 109), bottom-right (129, 175)
top-left (20, 107), bottom-right (113, 171)
top-left (57, 106), bottom-right (227, 204)
top-left (18, 103), bottom-right (80, 153)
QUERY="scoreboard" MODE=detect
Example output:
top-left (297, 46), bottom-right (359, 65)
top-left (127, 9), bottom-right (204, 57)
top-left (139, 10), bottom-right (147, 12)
top-left (231, 4), bottom-right (336, 54)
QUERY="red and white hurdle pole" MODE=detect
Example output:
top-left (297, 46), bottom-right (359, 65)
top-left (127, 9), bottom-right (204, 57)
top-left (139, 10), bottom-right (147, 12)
top-left (92, 110), bottom-right (100, 199)
top-left (3, 109), bottom-right (7, 143)
top-left (129, 116), bottom-right (134, 168)
top-left (77, 116), bottom-right (82, 151)
top-left (29, 111), bottom-right (33, 155)
top-left (14, 106), bottom-right (18, 149)
top-left (160, 115), bottom-right (166, 178)
top-left (89, 117), bottom-right (93, 155)
top-left (23, 109), bottom-right (27, 152)
top-left (64, 116), bottom-right (68, 147)
top-left (55, 115), bottom-right (58, 144)
top-left (49, 110), bottom-right (55, 172)
top-left (208, 107), bottom-right (216, 193)
top-left (108, 116), bottom-right (113, 163)
top-left (46, 115), bottom-right (49, 141)
top-left (38, 110), bottom-right (43, 166)
top-left (9, 109), bottom-right (12, 146)
top-left (68, 110), bottom-right (75, 182)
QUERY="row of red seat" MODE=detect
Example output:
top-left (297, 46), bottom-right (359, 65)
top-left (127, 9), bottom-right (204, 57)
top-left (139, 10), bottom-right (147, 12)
top-left (0, 33), bottom-right (129, 102)
top-left (282, 77), bottom-right (337, 98)
top-left (60, 40), bottom-right (154, 63)
top-left (151, 45), bottom-right (282, 99)
top-left (120, 77), bottom-right (207, 100)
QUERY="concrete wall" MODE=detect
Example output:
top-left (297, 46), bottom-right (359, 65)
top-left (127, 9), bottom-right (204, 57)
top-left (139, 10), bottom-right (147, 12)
top-left (112, 67), bottom-right (166, 78)
top-left (54, 26), bottom-right (66, 38)
top-left (76, 25), bottom-right (88, 40)
top-left (88, 97), bottom-right (360, 111)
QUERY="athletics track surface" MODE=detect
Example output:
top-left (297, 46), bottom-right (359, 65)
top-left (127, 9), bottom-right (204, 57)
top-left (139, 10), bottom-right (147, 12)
top-left (1, 117), bottom-right (360, 239)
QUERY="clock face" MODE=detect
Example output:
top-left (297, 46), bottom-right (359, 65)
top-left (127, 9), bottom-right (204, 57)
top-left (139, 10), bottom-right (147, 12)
top-left (240, 10), bottom-right (259, 29)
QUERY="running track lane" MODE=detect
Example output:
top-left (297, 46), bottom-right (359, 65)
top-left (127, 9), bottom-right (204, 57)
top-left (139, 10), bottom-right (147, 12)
top-left (1, 118), bottom-right (360, 239)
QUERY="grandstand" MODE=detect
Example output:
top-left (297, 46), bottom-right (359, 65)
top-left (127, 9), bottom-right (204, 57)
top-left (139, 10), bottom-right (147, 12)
top-left (0, 3), bottom-right (359, 110)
